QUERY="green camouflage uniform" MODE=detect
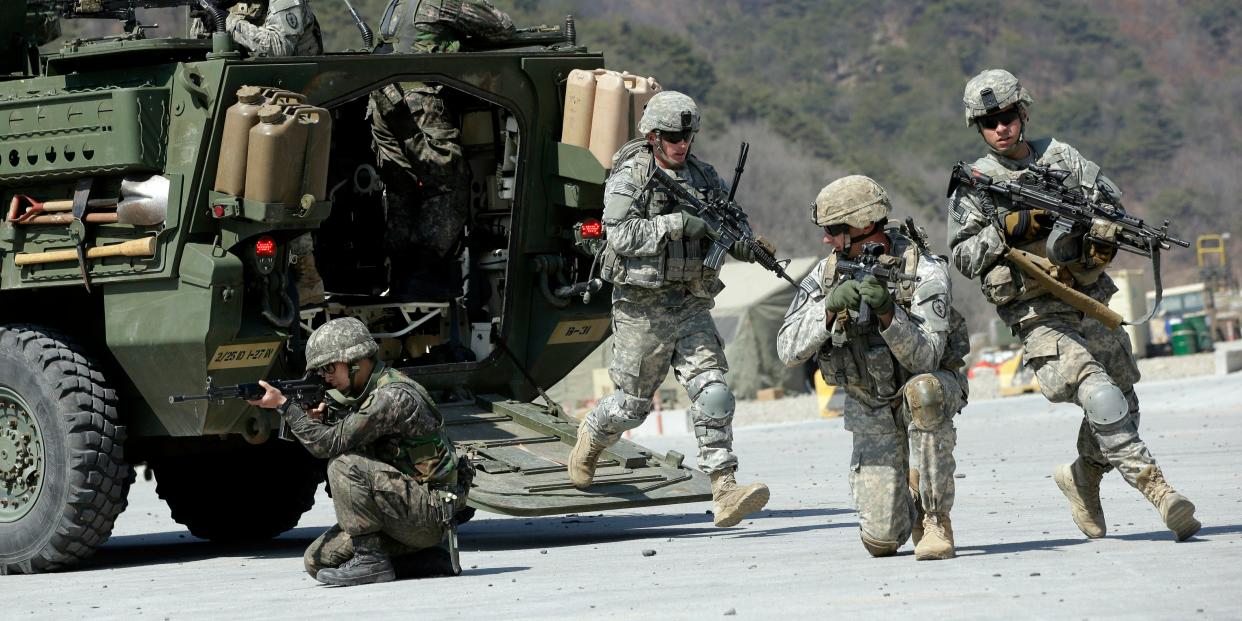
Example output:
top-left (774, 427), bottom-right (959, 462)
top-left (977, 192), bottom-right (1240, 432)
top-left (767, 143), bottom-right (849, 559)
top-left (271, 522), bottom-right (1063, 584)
top-left (368, 0), bottom-right (514, 296)
top-left (946, 138), bottom-right (1158, 487)
top-left (778, 228), bottom-right (969, 550)
top-left (279, 363), bottom-right (466, 577)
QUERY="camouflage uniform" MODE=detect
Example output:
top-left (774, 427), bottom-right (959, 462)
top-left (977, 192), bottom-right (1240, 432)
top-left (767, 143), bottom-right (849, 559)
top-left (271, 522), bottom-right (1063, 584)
top-left (587, 145), bottom-right (737, 473)
top-left (277, 319), bottom-right (467, 581)
top-left (778, 222), bottom-right (968, 557)
top-left (369, 0), bottom-right (514, 296)
top-left (192, 0), bottom-right (322, 56)
top-left (948, 69), bottom-right (1199, 541)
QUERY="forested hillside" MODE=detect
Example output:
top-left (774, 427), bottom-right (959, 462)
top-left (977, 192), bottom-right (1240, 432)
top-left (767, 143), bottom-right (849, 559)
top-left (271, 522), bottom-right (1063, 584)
top-left (63, 0), bottom-right (1242, 325)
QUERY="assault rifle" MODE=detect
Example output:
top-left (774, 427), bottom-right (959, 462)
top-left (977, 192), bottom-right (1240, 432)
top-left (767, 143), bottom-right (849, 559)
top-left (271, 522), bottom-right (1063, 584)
top-left (948, 161), bottom-right (1189, 260)
top-left (647, 142), bottom-right (819, 299)
top-left (834, 241), bottom-right (920, 327)
top-left (168, 373), bottom-right (325, 407)
top-left (948, 161), bottom-right (1189, 324)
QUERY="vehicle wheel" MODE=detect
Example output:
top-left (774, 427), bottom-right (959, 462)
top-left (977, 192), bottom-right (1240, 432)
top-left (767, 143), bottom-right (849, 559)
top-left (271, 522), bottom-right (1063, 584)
top-left (151, 440), bottom-right (324, 542)
top-left (0, 324), bottom-right (131, 574)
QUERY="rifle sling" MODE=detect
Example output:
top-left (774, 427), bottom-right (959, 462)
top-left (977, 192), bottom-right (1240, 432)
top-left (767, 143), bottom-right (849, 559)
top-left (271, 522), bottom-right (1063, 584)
top-left (1006, 248), bottom-right (1122, 330)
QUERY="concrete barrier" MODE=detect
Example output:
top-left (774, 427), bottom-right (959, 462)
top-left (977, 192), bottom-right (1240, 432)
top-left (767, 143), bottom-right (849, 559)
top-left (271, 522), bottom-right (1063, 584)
top-left (1216, 341), bottom-right (1242, 375)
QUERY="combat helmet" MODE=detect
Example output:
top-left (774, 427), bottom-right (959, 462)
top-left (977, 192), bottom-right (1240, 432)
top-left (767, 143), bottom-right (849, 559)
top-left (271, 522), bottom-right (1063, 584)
top-left (305, 317), bottom-right (379, 369)
top-left (962, 69), bottom-right (1033, 126)
top-left (638, 91), bottom-right (700, 135)
top-left (812, 175), bottom-right (891, 229)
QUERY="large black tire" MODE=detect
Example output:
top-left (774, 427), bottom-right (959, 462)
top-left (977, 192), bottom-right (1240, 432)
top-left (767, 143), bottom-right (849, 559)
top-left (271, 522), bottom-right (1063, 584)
top-left (0, 325), bottom-right (131, 574)
top-left (150, 440), bottom-right (324, 542)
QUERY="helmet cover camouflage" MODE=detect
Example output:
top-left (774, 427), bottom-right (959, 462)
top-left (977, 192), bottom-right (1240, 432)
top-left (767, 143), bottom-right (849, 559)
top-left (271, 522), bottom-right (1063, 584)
top-left (962, 69), bottom-right (1033, 125)
top-left (304, 317), bottom-right (379, 369)
top-left (638, 91), bottom-right (700, 135)
top-left (813, 175), bottom-right (891, 228)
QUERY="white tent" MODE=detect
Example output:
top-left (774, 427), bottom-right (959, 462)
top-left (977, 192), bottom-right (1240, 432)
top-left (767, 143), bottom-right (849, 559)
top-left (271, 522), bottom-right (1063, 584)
top-left (712, 257), bottom-right (821, 399)
top-left (549, 257), bottom-right (823, 410)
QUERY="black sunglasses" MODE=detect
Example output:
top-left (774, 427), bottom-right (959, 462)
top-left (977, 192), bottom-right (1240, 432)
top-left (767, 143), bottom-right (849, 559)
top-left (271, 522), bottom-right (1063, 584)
top-left (977, 109), bottom-right (1021, 130)
top-left (659, 129), bottom-right (694, 144)
top-left (315, 363), bottom-right (337, 377)
top-left (823, 223), bottom-right (850, 236)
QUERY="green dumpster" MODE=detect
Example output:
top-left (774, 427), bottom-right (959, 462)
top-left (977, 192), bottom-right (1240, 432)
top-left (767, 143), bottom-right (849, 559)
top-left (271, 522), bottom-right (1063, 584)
top-left (1170, 327), bottom-right (1199, 356)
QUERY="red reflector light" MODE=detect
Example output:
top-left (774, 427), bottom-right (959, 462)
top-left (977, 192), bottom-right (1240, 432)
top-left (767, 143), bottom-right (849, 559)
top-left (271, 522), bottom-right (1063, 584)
top-left (211, 204), bottom-right (226, 218)
top-left (255, 236), bottom-right (276, 257)
top-left (580, 219), bottom-right (603, 239)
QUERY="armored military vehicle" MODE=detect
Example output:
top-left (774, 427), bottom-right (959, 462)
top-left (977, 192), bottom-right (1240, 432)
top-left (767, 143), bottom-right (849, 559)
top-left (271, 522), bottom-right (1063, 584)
top-left (0, 1), bottom-right (709, 574)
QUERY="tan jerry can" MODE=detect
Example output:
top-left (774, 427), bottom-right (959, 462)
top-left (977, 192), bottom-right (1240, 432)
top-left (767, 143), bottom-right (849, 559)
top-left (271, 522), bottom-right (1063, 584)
top-left (561, 68), bottom-right (601, 148)
top-left (244, 104), bottom-right (308, 205)
top-left (295, 106), bottom-right (333, 201)
top-left (213, 85), bottom-right (266, 196)
top-left (587, 71), bottom-right (629, 169)
top-left (581, 71), bottom-right (663, 169)
top-left (625, 72), bottom-right (662, 140)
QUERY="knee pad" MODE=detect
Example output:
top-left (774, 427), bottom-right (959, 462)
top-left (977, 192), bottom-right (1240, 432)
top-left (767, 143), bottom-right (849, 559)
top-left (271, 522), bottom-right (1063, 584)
top-left (860, 532), bottom-right (900, 557)
top-left (589, 390), bottom-right (653, 437)
top-left (1083, 383), bottom-right (1129, 429)
top-left (906, 374), bottom-right (947, 431)
top-left (690, 381), bottom-right (736, 427)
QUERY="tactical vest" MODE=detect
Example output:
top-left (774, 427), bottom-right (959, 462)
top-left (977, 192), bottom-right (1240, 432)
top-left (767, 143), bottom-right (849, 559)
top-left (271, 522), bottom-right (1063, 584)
top-left (816, 227), bottom-right (969, 406)
top-left (971, 139), bottom-right (1110, 304)
top-left (362, 365), bottom-right (457, 486)
top-left (599, 142), bottom-right (722, 289)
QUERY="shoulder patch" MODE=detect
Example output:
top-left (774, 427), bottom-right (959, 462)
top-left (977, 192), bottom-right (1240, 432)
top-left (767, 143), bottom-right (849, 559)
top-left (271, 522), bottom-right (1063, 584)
top-left (932, 298), bottom-right (947, 318)
top-left (605, 166), bottom-right (643, 197)
top-left (949, 194), bottom-right (968, 224)
top-left (285, 11), bottom-right (299, 29)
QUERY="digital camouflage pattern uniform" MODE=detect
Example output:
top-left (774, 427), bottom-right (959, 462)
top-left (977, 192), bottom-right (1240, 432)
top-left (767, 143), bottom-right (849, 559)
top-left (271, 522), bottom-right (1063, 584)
top-left (282, 362), bottom-right (467, 577)
top-left (588, 144), bottom-right (736, 473)
top-left (778, 224), bottom-right (969, 558)
top-left (192, 0), bottom-right (322, 56)
top-left (368, 0), bottom-right (514, 296)
top-left (277, 318), bottom-right (468, 582)
top-left (948, 69), bottom-right (1199, 541)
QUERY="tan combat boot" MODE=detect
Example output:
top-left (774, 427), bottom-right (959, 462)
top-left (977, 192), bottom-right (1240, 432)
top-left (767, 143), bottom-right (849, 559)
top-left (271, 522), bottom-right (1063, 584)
top-left (909, 468), bottom-right (925, 546)
top-left (710, 468), bottom-right (770, 527)
top-left (914, 513), bottom-right (955, 560)
top-left (295, 254), bottom-right (326, 306)
top-left (1054, 458), bottom-right (1107, 538)
top-left (568, 419), bottom-right (607, 490)
top-left (1136, 464), bottom-right (1201, 541)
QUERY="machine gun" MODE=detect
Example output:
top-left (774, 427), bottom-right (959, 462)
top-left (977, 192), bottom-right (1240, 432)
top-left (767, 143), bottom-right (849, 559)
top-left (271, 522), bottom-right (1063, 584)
top-left (949, 161), bottom-right (1189, 261)
top-left (168, 373), bottom-right (325, 407)
top-left (834, 241), bottom-right (920, 327)
top-left (948, 161), bottom-right (1189, 324)
top-left (646, 142), bottom-right (819, 299)
top-left (29, 0), bottom-right (213, 35)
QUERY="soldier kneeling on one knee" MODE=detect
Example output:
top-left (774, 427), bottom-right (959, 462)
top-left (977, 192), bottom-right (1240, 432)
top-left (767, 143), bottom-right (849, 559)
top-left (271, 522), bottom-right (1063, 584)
top-left (249, 317), bottom-right (471, 586)
top-left (778, 175), bottom-right (970, 560)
